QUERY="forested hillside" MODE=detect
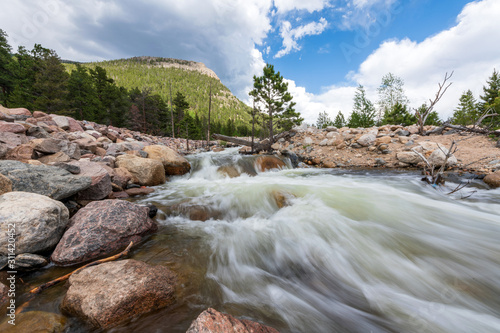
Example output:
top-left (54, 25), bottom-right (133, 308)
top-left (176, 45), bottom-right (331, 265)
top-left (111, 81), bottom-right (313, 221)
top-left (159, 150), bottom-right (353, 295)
top-left (64, 57), bottom-right (252, 130)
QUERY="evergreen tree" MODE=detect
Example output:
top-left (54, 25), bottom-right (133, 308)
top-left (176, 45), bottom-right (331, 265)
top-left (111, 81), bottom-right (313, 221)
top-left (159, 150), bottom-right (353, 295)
top-left (250, 64), bottom-right (302, 144)
top-left (316, 111), bottom-right (334, 129)
top-left (32, 49), bottom-right (69, 113)
top-left (381, 102), bottom-right (416, 125)
top-left (67, 64), bottom-right (101, 120)
top-left (333, 111), bottom-right (345, 128)
top-left (377, 73), bottom-right (409, 123)
top-left (350, 85), bottom-right (376, 128)
top-left (0, 29), bottom-right (14, 105)
top-left (451, 90), bottom-right (480, 125)
top-left (415, 104), bottom-right (441, 126)
top-left (479, 69), bottom-right (500, 127)
top-left (172, 91), bottom-right (189, 137)
top-left (8, 46), bottom-right (38, 109)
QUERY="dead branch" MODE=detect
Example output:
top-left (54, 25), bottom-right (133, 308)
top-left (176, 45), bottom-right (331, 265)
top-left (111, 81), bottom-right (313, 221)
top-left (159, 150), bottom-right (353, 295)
top-left (416, 71), bottom-right (454, 135)
top-left (412, 140), bottom-right (457, 186)
top-left (30, 241), bottom-right (134, 295)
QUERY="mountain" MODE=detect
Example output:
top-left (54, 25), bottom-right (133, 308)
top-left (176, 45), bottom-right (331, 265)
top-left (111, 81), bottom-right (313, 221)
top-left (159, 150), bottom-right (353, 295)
top-left (63, 57), bottom-right (252, 127)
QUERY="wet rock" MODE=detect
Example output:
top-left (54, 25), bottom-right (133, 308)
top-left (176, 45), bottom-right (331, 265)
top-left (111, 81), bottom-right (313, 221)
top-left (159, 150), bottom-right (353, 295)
top-left (165, 202), bottom-right (221, 221)
top-left (125, 187), bottom-right (155, 196)
top-left (0, 160), bottom-right (91, 200)
top-left (143, 144), bottom-right (191, 175)
top-left (146, 203), bottom-right (158, 218)
top-left (255, 155), bottom-right (286, 172)
top-left (186, 308), bottom-right (279, 333)
top-left (0, 173), bottom-right (12, 195)
top-left (396, 152), bottom-right (421, 164)
top-left (61, 259), bottom-right (176, 329)
top-left (483, 170), bottom-right (500, 188)
top-left (272, 190), bottom-right (295, 208)
top-left (14, 253), bottom-right (49, 270)
top-left (116, 154), bottom-right (166, 186)
top-left (217, 165), bottom-right (241, 178)
top-left (0, 121), bottom-right (26, 134)
top-left (0, 311), bottom-right (67, 333)
top-left (51, 200), bottom-right (157, 266)
top-left (68, 160), bottom-right (112, 201)
top-left (0, 192), bottom-right (69, 255)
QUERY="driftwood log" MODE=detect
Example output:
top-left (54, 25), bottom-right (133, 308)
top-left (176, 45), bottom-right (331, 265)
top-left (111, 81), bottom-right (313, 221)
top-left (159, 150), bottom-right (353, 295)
top-left (213, 131), bottom-right (292, 153)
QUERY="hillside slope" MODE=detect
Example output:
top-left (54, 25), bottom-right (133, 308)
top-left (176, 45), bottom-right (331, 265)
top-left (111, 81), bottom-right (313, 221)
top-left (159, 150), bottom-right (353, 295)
top-left (64, 57), bottom-right (252, 127)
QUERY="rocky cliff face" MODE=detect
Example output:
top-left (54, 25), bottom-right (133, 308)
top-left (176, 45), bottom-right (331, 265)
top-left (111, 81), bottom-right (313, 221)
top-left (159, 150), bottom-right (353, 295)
top-left (135, 56), bottom-right (220, 81)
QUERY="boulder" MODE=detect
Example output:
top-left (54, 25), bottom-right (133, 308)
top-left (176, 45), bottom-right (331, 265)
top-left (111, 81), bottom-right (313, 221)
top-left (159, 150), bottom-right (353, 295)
top-left (0, 105), bottom-right (31, 117)
top-left (38, 151), bottom-right (70, 164)
top-left (396, 152), bottom-right (421, 164)
top-left (0, 143), bottom-right (7, 159)
top-left (67, 160), bottom-right (112, 201)
top-left (31, 138), bottom-right (62, 154)
top-left (0, 283), bottom-right (7, 306)
top-left (186, 308), bottom-right (279, 333)
top-left (356, 133), bottom-right (376, 147)
top-left (112, 167), bottom-right (133, 188)
top-left (0, 121), bottom-right (25, 134)
top-left (255, 156), bottom-right (286, 172)
top-left (124, 187), bottom-right (155, 196)
top-left (428, 147), bottom-right (458, 167)
top-left (143, 145), bottom-right (191, 175)
top-left (61, 259), bottom-right (176, 328)
top-left (51, 200), bottom-right (157, 266)
top-left (73, 138), bottom-right (98, 154)
top-left (33, 111), bottom-right (48, 118)
top-left (484, 170), bottom-right (500, 188)
top-left (272, 190), bottom-right (295, 209)
top-left (0, 173), bottom-right (12, 195)
top-left (303, 137), bottom-right (313, 145)
top-left (0, 131), bottom-right (29, 149)
top-left (0, 311), bottom-right (66, 333)
top-left (5, 143), bottom-right (34, 161)
top-left (0, 160), bottom-right (91, 200)
top-left (51, 115), bottom-right (70, 130)
top-left (67, 117), bottom-right (84, 132)
top-left (26, 125), bottom-right (50, 138)
top-left (0, 192), bottom-right (69, 255)
top-left (375, 136), bottom-right (392, 145)
top-left (115, 154), bottom-right (166, 186)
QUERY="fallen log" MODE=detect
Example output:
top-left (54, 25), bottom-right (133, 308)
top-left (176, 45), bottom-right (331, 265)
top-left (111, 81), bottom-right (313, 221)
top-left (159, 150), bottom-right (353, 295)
top-left (425, 122), bottom-right (500, 136)
top-left (213, 134), bottom-right (269, 152)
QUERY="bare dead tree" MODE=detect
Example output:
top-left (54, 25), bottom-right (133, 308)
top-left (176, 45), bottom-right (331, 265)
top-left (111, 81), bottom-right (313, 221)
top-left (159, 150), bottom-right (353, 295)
top-left (412, 140), bottom-right (458, 186)
top-left (415, 71), bottom-right (454, 135)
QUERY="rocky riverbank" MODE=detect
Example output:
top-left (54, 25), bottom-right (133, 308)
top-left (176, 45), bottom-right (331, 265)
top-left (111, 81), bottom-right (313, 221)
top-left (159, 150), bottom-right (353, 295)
top-left (0, 105), bottom-right (277, 332)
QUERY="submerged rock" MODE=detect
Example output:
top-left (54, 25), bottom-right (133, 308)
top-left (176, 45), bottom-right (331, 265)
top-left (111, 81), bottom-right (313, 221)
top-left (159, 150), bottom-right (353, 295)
top-left (0, 311), bottom-right (66, 333)
top-left (255, 155), bottom-right (286, 172)
top-left (61, 259), bottom-right (176, 329)
top-left (217, 165), bottom-right (241, 178)
top-left (0, 192), bottom-right (69, 255)
top-left (51, 200), bottom-right (157, 266)
top-left (483, 170), bottom-right (500, 188)
top-left (186, 308), bottom-right (279, 333)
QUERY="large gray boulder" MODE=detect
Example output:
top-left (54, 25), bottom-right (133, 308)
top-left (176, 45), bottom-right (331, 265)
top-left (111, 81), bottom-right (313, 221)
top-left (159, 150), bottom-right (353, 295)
top-left (115, 154), bottom-right (166, 186)
top-left (0, 160), bottom-right (91, 200)
top-left (61, 259), bottom-right (176, 328)
top-left (51, 200), bottom-right (157, 266)
top-left (0, 192), bottom-right (69, 255)
top-left (31, 138), bottom-right (81, 160)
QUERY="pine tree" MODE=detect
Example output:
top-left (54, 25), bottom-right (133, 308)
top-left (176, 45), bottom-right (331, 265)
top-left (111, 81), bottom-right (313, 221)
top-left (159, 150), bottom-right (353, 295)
top-left (451, 90), bottom-right (480, 125)
top-left (0, 29), bottom-right (14, 105)
top-left (350, 85), bottom-right (376, 128)
top-left (381, 102), bottom-right (416, 125)
top-left (333, 111), bottom-right (345, 128)
top-left (479, 69), bottom-right (500, 127)
top-left (250, 64), bottom-right (302, 144)
top-left (316, 111), bottom-right (334, 129)
top-left (173, 91), bottom-right (189, 137)
top-left (67, 64), bottom-right (101, 121)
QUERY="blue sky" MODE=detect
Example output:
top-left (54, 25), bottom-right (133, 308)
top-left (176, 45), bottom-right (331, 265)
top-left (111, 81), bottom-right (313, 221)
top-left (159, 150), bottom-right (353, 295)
top-left (1, 0), bottom-right (499, 124)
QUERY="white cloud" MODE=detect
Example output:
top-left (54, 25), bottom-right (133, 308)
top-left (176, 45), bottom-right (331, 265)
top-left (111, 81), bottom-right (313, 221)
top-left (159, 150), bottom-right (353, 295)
top-left (275, 17), bottom-right (328, 58)
top-left (274, 0), bottom-right (331, 13)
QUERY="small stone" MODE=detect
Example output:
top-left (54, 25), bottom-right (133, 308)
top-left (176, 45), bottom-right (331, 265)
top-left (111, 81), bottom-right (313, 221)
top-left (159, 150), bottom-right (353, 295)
top-left (375, 158), bottom-right (387, 166)
top-left (14, 253), bottom-right (48, 270)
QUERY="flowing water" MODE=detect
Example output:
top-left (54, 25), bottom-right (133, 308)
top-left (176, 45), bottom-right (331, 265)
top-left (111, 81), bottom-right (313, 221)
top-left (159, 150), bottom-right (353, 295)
top-left (11, 148), bottom-right (500, 332)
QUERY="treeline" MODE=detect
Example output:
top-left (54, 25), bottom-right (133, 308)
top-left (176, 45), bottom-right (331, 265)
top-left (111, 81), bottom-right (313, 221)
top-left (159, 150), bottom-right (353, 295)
top-left (0, 29), bottom-right (251, 139)
top-left (317, 71), bottom-right (500, 129)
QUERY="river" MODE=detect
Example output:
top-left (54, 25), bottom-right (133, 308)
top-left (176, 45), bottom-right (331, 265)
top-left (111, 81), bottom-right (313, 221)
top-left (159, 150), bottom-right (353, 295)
top-left (16, 148), bottom-right (500, 332)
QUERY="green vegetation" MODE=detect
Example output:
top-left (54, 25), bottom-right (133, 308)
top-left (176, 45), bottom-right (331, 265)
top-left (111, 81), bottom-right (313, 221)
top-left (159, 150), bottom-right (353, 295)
top-left (250, 64), bottom-right (303, 144)
top-left (316, 111), bottom-right (334, 129)
top-left (348, 85), bottom-right (376, 128)
top-left (64, 57), bottom-right (253, 133)
top-left (333, 111), bottom-right (346, 128)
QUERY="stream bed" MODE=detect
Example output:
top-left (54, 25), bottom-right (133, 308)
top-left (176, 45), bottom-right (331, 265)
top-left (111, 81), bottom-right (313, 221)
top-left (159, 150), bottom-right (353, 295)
top-left (10, 148), bottom-right (500, 332)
